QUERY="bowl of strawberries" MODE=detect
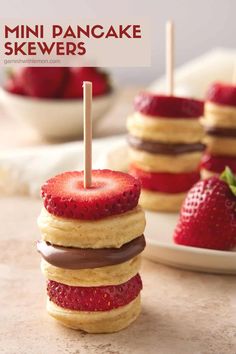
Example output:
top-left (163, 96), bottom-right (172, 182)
top-left (0, 67), bottom-right (115, 140)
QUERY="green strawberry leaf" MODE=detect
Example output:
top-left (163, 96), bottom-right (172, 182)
top-left (230, 185), bottom-right (236, 195)
top-left (220, 166), bottom-right (236, 196)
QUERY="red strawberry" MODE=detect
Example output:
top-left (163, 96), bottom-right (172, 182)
top-left (134, 92), bottom-right (204, 118)
top-left (41, 169), bottom-right (141, 220)
top-left (63, 67), bottom-right (110, 98)
top-left (4, 78), bottom-right (25, 95)
top-left (14, 67), bottom-right (68, 98)
top-left (206, 82), bottom-right (236, 107)
top-left (201, 153), bottom-right (236, 174)
top-left (174, 167), bottom-right (236, 250)
top-left (62, 68), bottom-right (83, 98)
top-left (79, 67), bottom-right (110, 96)
top-left (130, 164), bottom-right (200, 193)
top-left (47, 274), bottom-right (142, 311)
top-left (92, 73), bottom-right (109, 96)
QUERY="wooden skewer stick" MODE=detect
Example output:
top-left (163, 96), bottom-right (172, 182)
top-left (166, 20), bottom-right (175, 95)
top-left (83, 81), bottom-right (92, 189)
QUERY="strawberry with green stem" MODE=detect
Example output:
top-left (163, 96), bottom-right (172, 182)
top-left (174, 167), bottom-right (236, 250)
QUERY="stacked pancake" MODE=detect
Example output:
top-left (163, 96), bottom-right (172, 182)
top-left (127, 92), bottom-right (204, 212)
top-left (201, 82), bottom-right (236, 178)
top-left (37, 169), bottom-right (146, 333)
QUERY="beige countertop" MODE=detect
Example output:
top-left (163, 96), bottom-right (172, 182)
top-left (0, 196), bottom-right (236, 354)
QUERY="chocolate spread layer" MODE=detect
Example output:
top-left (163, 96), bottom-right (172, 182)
top-left (205, 126), bottom-right (236, 138)
top-left (37, 235), bottom-right (146, 270)
top-left (127, 135), bottom-right (205, 155)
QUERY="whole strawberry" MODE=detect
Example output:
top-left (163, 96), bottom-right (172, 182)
top-left (174, 167), bottom-right (236, 250)
top-left (41, 169), bottom-right (140, 220)
top-left (15, 67), bottom-right (68, 98)
top-left (5, 77), bottom-right (26, 95)
top-left (63, 67), bottom-right (110, 98)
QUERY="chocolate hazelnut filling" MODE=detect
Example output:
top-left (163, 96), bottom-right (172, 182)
top-left (128, 135), bottom-right (205, 155)
top-left (204, 126), bottom-right (236, 138)
top-left (37, 235), bottom-right (145, 269)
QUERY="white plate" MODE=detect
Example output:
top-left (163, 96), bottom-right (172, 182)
top-left (144, 210), bottom-right (236, 274)
top-left (102, 141), bottom-right (236, 274)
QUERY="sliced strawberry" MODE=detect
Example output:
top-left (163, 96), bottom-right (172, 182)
top-left (134, 92), bottom-right (204, 118)
top-left (130, 165), bottom-right (200, 193)
top-left (63, 67), bottom-right (110, 98)
top-left (201, 153), bottom-right (236, 174)
top-left (14, 67), bottom-right (68, 98)
top-left (206, 82), bottom-right (236, 107)
top-left (41, 169), bottom-right (141, 220)
top-left (174, 167), bottom-right (236, 250)
top-left (47, 274), bottom-right (142, 311)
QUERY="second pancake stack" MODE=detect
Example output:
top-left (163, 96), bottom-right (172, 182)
top-left (201, 82), bottom-right (236, 178)
top-left (127, 92), bottom-right (204, 212)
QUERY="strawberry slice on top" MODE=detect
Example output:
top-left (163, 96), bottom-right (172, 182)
top-left (206, 82), bottom-right (236, 107)
top-left (41, 169), bottom-right (141, 220)
top-left (174, 167), bottom-right (236, 251)
top-left (134, 92), bottom-right (204, 118)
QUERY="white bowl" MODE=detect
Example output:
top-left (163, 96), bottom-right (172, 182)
top-left (0, 88), bottom-right (116, 140)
